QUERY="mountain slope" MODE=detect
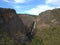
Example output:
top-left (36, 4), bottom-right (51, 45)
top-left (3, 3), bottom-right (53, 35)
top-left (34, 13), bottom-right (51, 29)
top-left (34, 8), bottom-right (60, 45)
top-left (39, 8), bottom-right (60, 25)
top-left (0, 8), bottom-right (34, 45)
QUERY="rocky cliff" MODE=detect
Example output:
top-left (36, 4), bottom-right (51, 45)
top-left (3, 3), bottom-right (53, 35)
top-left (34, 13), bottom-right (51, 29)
top-left (18, 14), bottom-right (35, 30)
top-left (39, 8), bottom-right (60, 25)
top-left (0, 8), bottom-right (28, 34)
top-left (0, 8), bottom-right (34, 45)
top-left (35, 8), bottom-right (60, 45)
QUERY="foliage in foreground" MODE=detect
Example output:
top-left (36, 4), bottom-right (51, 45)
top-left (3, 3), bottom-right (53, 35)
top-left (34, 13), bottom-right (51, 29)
top-left (31, 36), bottom-right (44, 45)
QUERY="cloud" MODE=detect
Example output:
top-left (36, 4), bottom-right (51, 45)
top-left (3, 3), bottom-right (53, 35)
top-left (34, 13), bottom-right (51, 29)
top-left (3, 0), bottom-right (9, 3)
top-left (25, 0), bottom-right (60, 15)
top-left (3, 0), bottom-right (60, 15)
top-left (13, 5), bottom-right (21, 9)
top-left (46, 0), bottom-right (60, 6)
top-left (12, 5), bottom-right (22, 11)
top-left (25, 5), bottom-right (55, 15)
top-left (3, 0), bottom-right (31, 3)
top-left (14, 0), bottom-right (30, 3)
top-left (14, 0), bottom-right (25, 3)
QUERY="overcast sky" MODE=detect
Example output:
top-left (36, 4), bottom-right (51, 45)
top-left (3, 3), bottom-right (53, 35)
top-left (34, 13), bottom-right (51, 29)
top-left (0, 0), bottom-right (60, 15)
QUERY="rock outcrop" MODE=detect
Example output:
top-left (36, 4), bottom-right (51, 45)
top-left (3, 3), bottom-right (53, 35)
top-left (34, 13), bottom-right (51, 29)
top-left (0, 8), bottom-right (16, 24)
top-left (39, 8), bottom-right (60, 25)
top-left (0, 8), bottom-right (36, 45)
top-left (36, 8), bottom-right (60, 45)
top-left (0, 8), bottom-right (32, 45)
top-left (18, 14), bottom-right (35, 31)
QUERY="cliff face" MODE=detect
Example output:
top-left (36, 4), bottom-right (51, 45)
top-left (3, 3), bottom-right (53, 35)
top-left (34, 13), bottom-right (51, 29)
top-left (0, 8), bottom-right (30, 45)
top-left (39, 8), bottom-right (60, 25)
top-left (0, 8), bottom-right (30, 35)
top-left (0, 8), bottom-right (36, 45)
top-left (18, 14), bottom-right (35, 28)
top-left (35, 8), bottom-right (60, 45)
top-left (0, 8), bottom-right (16, 24)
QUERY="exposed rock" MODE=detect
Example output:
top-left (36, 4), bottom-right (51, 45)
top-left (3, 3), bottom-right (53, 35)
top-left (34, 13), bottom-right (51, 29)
top-left (0, 8), bottom-right (35, 45)
top-left (0, 8), bottom-right (16, 24)
top-left (39, 8), bottom-right (60, 25)
top-left (0, 8), bottom-right (29, 41)
top-left (18, 14), bottom-right (35, 32)
top-left (36, 8), bottom-right (60, 45)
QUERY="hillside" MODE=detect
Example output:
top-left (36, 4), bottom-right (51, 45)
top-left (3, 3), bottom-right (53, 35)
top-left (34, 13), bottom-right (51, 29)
top-left (33, 8), bottom-right (60, 45)
top-left (39, 8), bottom-right (60, 25)
top-left (0, 7), bottom-right (60, 45)
top-left (0, 8), bottom-right (35, 45)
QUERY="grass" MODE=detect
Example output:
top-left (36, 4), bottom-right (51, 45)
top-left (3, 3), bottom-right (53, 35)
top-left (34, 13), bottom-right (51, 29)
top-left (31, 18), bottom-right (60, 45)
top-left (35, 24), bottom-right (60, 45)
top-left (30, 22), bottom-right (44, 45)
top-left (0, 32), bottom-right (15, 45)
top-left (31, 36), bottom-right (44, 45)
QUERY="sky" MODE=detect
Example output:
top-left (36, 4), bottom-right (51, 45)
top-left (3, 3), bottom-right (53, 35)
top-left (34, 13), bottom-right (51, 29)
top-left (0, 0), bottom-right (60, 15)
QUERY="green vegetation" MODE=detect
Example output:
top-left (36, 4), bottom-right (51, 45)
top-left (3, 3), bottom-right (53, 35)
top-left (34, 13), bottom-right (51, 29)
top-left (0, 31), bottom-right (29, 45)
top-left (36, 8), bottom-right (60, 45)
top-left (31, 36), bottom-right (44, 45)
top-left (0, 32), bottom-right (15, 45)
top-left (34, 24), bottom-right (60, 45)
top-left (0, 8), bottom-right (60, 45)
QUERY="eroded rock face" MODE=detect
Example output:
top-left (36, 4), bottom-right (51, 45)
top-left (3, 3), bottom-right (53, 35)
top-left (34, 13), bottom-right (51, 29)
top-left (18, 14), bottom-right (35, 27)
top-left (0, 8), bottom-right (16, 24)
top-left (0, 8), bottom-right (29, 37)
top-left (39, 8), bottom-right (60, 25)
top-left (0, 8), bottom-right (35, 45)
